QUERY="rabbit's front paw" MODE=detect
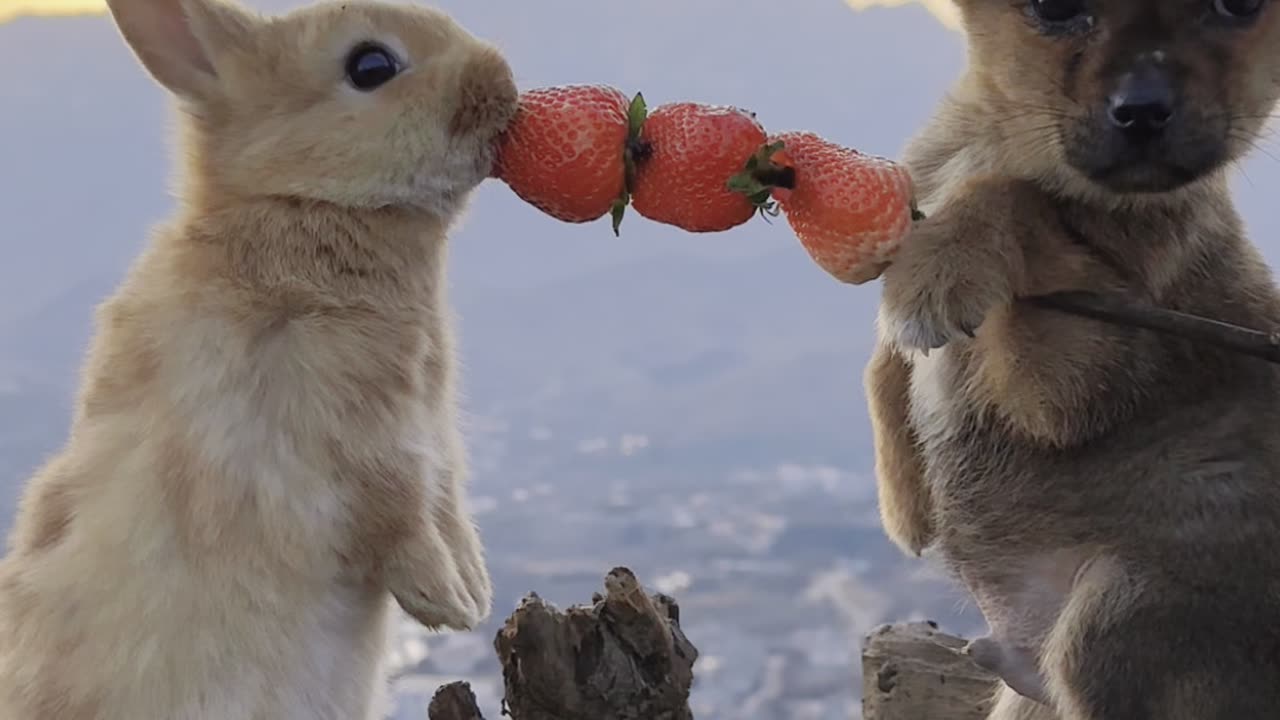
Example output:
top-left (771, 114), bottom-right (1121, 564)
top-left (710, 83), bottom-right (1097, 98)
top-left (388, 526), bottom-right (488, 631)
top-left (434, 505), bottom-right (493, 623)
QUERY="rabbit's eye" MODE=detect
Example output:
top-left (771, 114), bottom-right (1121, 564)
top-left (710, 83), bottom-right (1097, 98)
top-left (345, 43), bottom-right (400, 91)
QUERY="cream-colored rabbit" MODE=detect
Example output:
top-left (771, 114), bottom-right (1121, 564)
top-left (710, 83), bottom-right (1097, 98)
top-left (0, 0), bottom-right (518, 718)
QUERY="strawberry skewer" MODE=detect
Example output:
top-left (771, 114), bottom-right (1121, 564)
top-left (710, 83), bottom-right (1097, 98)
top-left (491, 84), bottom-right (919, 287)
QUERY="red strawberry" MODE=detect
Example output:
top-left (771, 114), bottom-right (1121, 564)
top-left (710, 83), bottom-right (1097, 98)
top-left (493, 84), bottom-right (647, 232)
top-left (767, 131), bottom-right (917, 284)
top-left (630, 102), bottom-right (776, 233)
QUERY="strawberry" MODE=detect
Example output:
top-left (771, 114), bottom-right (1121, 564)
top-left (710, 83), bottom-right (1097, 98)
top-left (492, 84), bottom-right (648, 233)
top-left (630, 102), bottom-right (778, 233)
top-left (767, 131), bottom-right (918, 285)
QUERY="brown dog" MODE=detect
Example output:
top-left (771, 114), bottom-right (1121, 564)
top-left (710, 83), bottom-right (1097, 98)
top-left (866, 1), bottom-right (1280, 718)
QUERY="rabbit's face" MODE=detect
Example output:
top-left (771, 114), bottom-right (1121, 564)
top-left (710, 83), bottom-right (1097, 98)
top-left (188, 2), bottom-right (518, 216)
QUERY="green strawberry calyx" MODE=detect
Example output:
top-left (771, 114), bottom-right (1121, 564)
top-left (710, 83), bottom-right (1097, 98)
top-left (726, 140), bottom-right (796, 222)
top-left (612, 91), bottom-right (653, 236)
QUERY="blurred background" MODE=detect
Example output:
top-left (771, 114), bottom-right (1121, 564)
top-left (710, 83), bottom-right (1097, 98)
top-left (3, 1), bottom-right (1280, 718)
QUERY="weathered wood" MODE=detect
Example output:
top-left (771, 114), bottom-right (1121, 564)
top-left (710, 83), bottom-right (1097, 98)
top-left (427, 571), bottom-right (999, 720)
top-left (427, 681), bottom-right (486, 720)
top-left (861, 621), bottom-right (998, 720)
top-left (425, 566), bottom-right (699, 719)
top-left (491, 566), bottom-right (698, 720)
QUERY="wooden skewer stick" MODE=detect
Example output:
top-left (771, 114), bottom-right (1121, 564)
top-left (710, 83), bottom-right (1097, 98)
top-left (894, 208), bottom-right (1280, 363)
top-left (1024, 291), bottom-right (1280, 364)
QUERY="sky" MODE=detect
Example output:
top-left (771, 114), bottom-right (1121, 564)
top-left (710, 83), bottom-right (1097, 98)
top-left (0, 0), bottom-right (962, 27)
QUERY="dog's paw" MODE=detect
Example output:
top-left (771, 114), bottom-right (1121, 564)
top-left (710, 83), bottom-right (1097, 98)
top-left (880, 220), bottom-right (1013, 352)
top-left (964, 636), bottom-right (1050, 705)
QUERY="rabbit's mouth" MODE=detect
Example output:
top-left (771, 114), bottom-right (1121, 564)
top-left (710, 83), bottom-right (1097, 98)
top-left (405, 144), bottom-right (494, 217)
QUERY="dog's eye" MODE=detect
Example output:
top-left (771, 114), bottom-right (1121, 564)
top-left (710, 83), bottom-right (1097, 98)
top-left (345, 43), bottom-right (400, 91)
top-left (1029, 0), bottom-right (1088, 23)
top-left (1213, 0), bottom-right (1264, 17)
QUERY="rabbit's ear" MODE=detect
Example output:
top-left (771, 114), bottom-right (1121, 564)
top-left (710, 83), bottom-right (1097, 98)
top-left (105, 0), bottom-right (257, 103)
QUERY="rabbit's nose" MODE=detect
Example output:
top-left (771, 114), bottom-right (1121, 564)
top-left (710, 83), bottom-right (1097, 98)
top-left (450, 45), bottom-right (518, 137)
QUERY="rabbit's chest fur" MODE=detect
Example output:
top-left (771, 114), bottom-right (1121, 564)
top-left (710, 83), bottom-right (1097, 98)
top-left (0, 233), bottom-right (454, 719)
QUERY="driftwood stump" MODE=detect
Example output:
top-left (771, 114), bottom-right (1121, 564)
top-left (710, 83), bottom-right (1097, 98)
top-left (428, 566), bottom-right (698, 720)
top-left (427, 569), bottom-right (998, 720)
top-left (427, 682), bottom-right (485, 720)
top-left (861, 621), bottom-right (998, 720)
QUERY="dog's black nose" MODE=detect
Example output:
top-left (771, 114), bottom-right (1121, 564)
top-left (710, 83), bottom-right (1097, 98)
top-left (1107, 64), bottom-right (1175, 139)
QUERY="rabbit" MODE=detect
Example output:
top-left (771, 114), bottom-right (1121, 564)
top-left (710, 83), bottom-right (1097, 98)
top-left (0, 0), bottom-right (518, 717)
